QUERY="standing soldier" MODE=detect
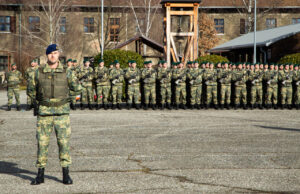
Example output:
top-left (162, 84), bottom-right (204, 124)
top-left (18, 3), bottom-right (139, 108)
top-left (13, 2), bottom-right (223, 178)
top-left (232, 63), bottom-right (248, 109)
top-left (94, 59), bottom-right (110, 110)
top-left (70, 59), bottom-right (79, 110)
top-left (109, 60), bottom-right (124, 110)
top-left (78, 60), bottom-right (94, 110)
top-left (188, 61), bottom-right (203, 109)
top-left (264, 63), bottom-right (278, 109)
top-left (157, 60), bottom-right (172, 110)
top-left (125, 60), bottom-right (141, 109)
top-left (218, 62), bottom-right (232, 109)
top-left (29, 44), bottom-right (82, 185)
top-left (25, 59), bottom-right (38, 111)
top-left (172, 61), bottom-right (187, 109)
top-left (141, 61), bottom-right (157, 110)
top-left (249, 63), bottom-right (264, 109)
top-left (6, 63), bottom-right (22, 111)
top-left (204, 62), bottom-right (218, 109)
top-left (279, 64), bottom-right (294, 109)
top-left (294, 64), bottom-right (300, 109)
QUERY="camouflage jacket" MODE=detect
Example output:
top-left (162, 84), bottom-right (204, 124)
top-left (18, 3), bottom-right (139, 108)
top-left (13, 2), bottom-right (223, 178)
top-left (109, 68), bottom-right (124, 86)
top-left (25, 67), bottom-right (37, 81)
top-left (188, 68), bottom-right (203, 86)
top-left (232, 69), bottom-right (248, 86)
top-left (78, 67), bottom-right (94, 87)
top-left (157, 68), bottom-right (172, 86)
top-left (141, 68), bottom-right (156, 85)
top-left (249, 70), bottom-right (264, 85)
top-left (94, 66), bottom-right (110, 86)
top-left (124, 67), bottom-right (141, 86)
top-left (6, 70), bottom-right (22, 88)
top-left (218, 69), bottom-right (232, 85)
top-left (28, 63), bottom-right (82, 116)
top-left (172, 68), bottom-right (186, 85)
top-left (279, 70), bottom-right (293, 86)
top-left (264, 70), bottom-right (278, 86)
top-left (204, 69), bottom-right (217, 86)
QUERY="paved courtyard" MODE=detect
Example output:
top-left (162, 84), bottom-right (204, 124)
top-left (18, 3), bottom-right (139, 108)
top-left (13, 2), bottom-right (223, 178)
top-left (0, 90), bottom-right (300, 193)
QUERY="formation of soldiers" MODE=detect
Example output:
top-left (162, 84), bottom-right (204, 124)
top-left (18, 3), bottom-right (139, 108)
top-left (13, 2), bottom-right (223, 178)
top-left (6, 58), bottom-right (300, 111)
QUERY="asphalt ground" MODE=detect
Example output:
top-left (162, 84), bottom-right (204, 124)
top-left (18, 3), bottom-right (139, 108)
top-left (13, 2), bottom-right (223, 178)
top-left (0, 90), bottom-right (300, 193)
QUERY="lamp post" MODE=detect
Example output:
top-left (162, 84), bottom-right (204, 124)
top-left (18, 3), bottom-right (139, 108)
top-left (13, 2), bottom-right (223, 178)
top-left (253, 0), bottom-right (257, 63)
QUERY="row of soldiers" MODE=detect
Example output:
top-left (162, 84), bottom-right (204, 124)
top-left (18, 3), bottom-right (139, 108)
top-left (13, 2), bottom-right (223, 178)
top-left (5, 58), bottom-right (300, 111)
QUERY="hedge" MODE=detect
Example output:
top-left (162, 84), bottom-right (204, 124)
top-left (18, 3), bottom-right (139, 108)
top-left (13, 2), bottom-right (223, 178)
top-left (93, 49), bottom-right (144, 69)
top-left (277, 53), bottom-right (300, 64)
top-left (196, 55), bottom-right (229, 64)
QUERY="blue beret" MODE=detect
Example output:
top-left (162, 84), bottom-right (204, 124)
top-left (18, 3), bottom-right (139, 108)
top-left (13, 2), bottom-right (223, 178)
top-left (46, 44), bottom-right (59, 55)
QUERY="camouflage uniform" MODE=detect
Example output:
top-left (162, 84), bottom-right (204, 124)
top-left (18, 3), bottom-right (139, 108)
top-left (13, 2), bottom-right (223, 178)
top-left (70, 66), bottom-right (79, 107)
top-left (232, 69), bottom-right (248, 108)
top-left (94, 66), bottom-right (110, 107)
top-left (294, 70), bottom-right (300, 108)
top-left (218, 69), bottom-right (232, 107)
top-left (124, 67), bottom-right (141, 106)
top-left (27, 63), bottom-right (82, 168)
top-left (25, 66), bottom-right (38, 107)
top-left (141, 68), bottom-right (157, 107)
top-left (188, 68), bottom-right (203, 108)
top-left (6, 69), bottom-right (22, 108)
top-left (157, 67), bottom-right (172, 108)
top-left (172, 68), bottom-right (187, 108)
top-left (204, 69), bottom-right (218, 107)
top-left (249, 70), bottom-right (263, 108)
top-left (78, 66), bottom-right (94, 106)
top-left (109, 68), bottom-right (124, 105)
top-left (264, 69), bottom-right (278, 108)
top-left (279, 69), bottom-right (293, 108)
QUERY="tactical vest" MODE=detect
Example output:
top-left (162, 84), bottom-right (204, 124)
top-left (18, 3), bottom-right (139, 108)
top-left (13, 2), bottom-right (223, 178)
top-left (37, 67), bottom-right (69, 106)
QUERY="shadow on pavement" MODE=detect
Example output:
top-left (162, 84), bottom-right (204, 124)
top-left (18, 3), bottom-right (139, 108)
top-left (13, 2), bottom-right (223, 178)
top-left (0, 161), bottom-right (62, 183)
top-left (256, 125), bottom-right (300, 132)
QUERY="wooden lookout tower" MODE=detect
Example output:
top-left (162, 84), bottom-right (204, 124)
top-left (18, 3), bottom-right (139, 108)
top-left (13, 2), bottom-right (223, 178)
top-left (161, 0), bottom-right (201, 66)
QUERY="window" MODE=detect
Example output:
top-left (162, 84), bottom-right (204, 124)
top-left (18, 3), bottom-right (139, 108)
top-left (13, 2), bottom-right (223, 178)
top-left (29, 16), bottom-right (40, 32)
top-left (266, 18), bottom-right (277, 29)
top-left (59, 17), bottom-right (66, 33)
top-left (214, 19), bottom-right (224, 34)
top-left (109, 18), bottom-right (120, 42)
top-left (84, 17), bottom-right (94, 33)
top-left (0, 16), bottom-right (11, 32)
top-left (0, 56), bottom-right (8, 71)
top-left (292, 18), bottom-right (300, 24)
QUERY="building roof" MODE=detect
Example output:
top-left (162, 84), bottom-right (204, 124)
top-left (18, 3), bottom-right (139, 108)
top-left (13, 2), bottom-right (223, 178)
top-left (209, 23), bottom-right (300, 53)
top-left (114, 34), bottom-right (164, 54)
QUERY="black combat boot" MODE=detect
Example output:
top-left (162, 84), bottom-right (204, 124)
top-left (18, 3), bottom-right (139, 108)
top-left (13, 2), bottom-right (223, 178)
top-left (88, 104), bottom-right (93, 110)
top-left (26, 105), bottom-right (32, 111)
top-left (250, 104), bottom-right (254, 110)
top-left (225, 103), bottom-right (230, 110)
top-left (31, 168), bottom-right (45, 185)
top-left (196, 104), bottom-right (200, 110)
top-left (7, 106), bottom-right (11, 111)
top-left (112, 104), bottom-right (116, 110)
top-left (117, 103), bottom-right (122, 110)
top-left (80, 104), bottom-right (84, 110)
top-left (274, 104), bottom-right (278, 109)
top-left (183, 104), bottom-right (187, 110)
top-left (144, 104), bottom-right (149, 110)
top-left (243, 104), bottom-right (247, 110)
top-left (288, 104), bottom-right (292, 110)
top-left (205, 104), bottom-right (209, 109)
top-left (214, 104), bottom-right (219, 110)
top-left (17, 106), bottom-right (21, 111)
top-left (70, 103), bottom-right (76, 110)
top-left (190, 105), bottom-right (194, 110)
top-left (152, 104), bottom-right (157, 110)
top-left (166, 103), bottom-right (172, 110)
top-left (296, 104), bottom-right (300, 110)
top-left (96, 104), bottom-right (100, 110)
top-left (136, 104), bottom-right (141, 110)
top-left (220, 104), bottom-right (224, 110)
top-left (127, 103), bottom-right (132, 110)
top-left (175, 104), bottom-right (179, 110)
top-left (234, 104), bottom-right (239, 110)
top-left (259, 104), bottom-right (263, 110)
top-left (62, 167), bottom-right (73, 185)
top-left (104, 104), bottom-right (108, 110)
top-left (160, 104), bottom-right (165, 110)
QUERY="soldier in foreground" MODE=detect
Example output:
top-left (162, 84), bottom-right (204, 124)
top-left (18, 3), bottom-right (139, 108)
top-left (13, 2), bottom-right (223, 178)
top-left (28, 44), bottom-right (82, 185)
top-left (6, 63), bottom-right (22, 111)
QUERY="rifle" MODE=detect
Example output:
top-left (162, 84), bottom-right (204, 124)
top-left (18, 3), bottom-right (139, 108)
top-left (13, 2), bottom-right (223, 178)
top-left (175, 70), bottom-right (186, 85)
top-left (95, 72), bottom-right (105, 83)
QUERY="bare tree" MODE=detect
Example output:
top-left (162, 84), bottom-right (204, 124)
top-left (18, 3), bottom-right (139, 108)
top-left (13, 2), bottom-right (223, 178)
top-left (129, 0), bottom-right (160, 54)
top-left (232, 0), bottom-right (282, 33)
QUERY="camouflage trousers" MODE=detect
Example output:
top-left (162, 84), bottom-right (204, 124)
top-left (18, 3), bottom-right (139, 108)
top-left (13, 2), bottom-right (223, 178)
top-left (127, 84), bottom-right (140, 104)
top-left (175, 84), bottom-right (186, 105)
top-left (144, 84), bottom-right (156, 104)
top-left (70, 91), bottom-right (77, 105)
top-left (251, 85), bottom-right (262, 105)
top-left (7, 87), bottom-right (20, 106)
top-left (206, 85), bottom-right (218, 105)
top-left (36, 115), bottom-right (71, 168)
top-left (265, 86), bottom-right (278, 105)
top-left (96, 85), bottom-right (110, 105)
top-left (220, 84), bottom-right (231, 105)
top-left (295, 86), bottom-right (300, 105)
top-left (190, 85), bottom-right (202, 105)
top-left (81, 86), bottom-right (94, 104)
top-left (111, 85), bottom-right (123, 104)
top-left (281, 86), bottom-right (293, 105)
top-left (235, 85), bottom-right (247, 105)
top-left (160, 85), bottom-right (171, 104)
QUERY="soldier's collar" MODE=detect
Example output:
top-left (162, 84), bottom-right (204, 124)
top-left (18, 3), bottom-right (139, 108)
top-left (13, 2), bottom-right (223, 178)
top-left (43, 62), bottom-right (64, 73)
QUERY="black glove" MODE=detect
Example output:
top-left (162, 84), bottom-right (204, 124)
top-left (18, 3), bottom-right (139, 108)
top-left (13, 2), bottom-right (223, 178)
top-left (130, 75), bottom-right (136, 79)
top-left (98, 74), bottom-right (103, 79)
top-left (178, 76), bottom-right (182, 80)
top-left (222, 74), bottom-right (227, 79)
top-left (162, 74), bottom-right (167, 79)
top-left (146, 74), bottom-right (151, 78)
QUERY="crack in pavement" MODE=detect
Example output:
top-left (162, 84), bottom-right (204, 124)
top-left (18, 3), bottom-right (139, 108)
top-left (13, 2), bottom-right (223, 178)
top-left (126, 153), bottom-right (285, 193)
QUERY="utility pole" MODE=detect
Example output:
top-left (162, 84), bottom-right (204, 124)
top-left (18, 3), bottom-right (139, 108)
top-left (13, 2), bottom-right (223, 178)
top-left (101, 0), bottom-right (104, 59)
top-left (253, 0), bottom-right (257, 63)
